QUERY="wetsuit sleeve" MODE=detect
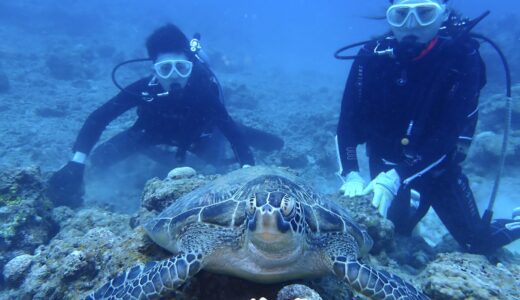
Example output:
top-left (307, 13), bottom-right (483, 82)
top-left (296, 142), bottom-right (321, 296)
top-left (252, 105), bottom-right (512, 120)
top-left (72, 81), bottom-right (142, 154)
top-left (396, 46), bottom-right (485, 184)
top-left (209, 81), bottom-right (255, 166)
top-left (336, 50), bottom-right (369, 176)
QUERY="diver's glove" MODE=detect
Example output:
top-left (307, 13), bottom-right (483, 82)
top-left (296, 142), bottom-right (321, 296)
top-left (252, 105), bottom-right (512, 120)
top-left (339, 171), bottom-right (366, 198)
top-left (362, 169), bottom-right (401, 218)
top-left (47, 161), bottom-right (85, 208)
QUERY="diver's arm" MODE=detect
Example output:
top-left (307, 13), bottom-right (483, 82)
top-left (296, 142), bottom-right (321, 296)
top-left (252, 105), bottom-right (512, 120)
top-left (71, 80), bottom-right (143, 160)
top-left (395, 47), bottom-right (484, 184)
top-left (47, 80), bottom-right (143, 207)
top-left (336, 52), bottom-right (368, 176)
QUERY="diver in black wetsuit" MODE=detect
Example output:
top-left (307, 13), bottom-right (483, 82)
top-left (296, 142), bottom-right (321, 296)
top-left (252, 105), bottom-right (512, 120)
top-left (47, 24), bottom-right (283, 208)
top-left (336, 0), bottom-right (520, 254)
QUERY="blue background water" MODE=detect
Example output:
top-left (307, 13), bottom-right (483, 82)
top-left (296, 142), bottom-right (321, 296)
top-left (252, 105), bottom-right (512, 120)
top-left (4, 0), bottom-right (517, 76)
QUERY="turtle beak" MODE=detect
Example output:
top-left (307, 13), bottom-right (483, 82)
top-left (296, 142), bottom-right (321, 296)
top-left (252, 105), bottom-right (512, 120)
top-left (261, 213), bottom-right (273, 228)
top-left (259, 205), bottom-right (277, 230)
top-left (259, 214), bottom-right (278, 240)
top-left (254, 205), bottom-right (284, 239)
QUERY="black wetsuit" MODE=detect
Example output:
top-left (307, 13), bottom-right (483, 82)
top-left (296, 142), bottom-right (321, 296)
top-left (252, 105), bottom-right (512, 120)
top-left (73, 63), bottom-right (254, 167)
top-left (337, 35), bottom-right (519, 254)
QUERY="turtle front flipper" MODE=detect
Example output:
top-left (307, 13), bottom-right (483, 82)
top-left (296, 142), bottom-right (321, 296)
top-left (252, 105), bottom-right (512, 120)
top-left (321, 234), bottom-right (429, 300)
top-left (331, 259), bottom-right (429, 300)
top-left (83, 252), bottom-right (203, 300)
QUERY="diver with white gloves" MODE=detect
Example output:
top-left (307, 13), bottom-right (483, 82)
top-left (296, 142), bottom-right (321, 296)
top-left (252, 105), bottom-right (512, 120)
top-left (335, 0), bottom-right (520, 254)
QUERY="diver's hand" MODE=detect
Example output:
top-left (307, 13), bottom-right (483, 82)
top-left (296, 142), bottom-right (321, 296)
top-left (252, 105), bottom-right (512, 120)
top-left (47, 161), bottom-right (85, 208)
top-left (339, 171), bottom-right (366, 198)
top-left (362, 169), bottom-right (400, 218)
top-left (242, 164), bottom-right (252, 169)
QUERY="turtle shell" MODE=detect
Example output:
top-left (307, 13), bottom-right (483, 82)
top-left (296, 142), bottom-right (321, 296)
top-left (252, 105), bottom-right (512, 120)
top-left (144, 166), bottom-right (372, 255)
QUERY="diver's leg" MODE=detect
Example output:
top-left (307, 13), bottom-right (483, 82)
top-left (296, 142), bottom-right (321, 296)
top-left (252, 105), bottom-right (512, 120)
top-left (403, 180), bottom-right (434, 233)
top-left (387, 187), bottom-right (415, 235)
top-left (141, 146), bottom-right (181, 166)
top-left (428, 166), bottom-right (496, 253)
top-left (190, 129), bottom-right (227, 166)
top-left (485, 218), bottom-right (520, 252)
top-left (89, 128), bottom-right (151, 169)
top-left (236, 123), bottom-right (284, 152)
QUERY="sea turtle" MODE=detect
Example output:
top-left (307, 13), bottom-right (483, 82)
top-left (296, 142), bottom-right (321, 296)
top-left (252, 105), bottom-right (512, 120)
top-left (85, 166), bottom-right (429, 300)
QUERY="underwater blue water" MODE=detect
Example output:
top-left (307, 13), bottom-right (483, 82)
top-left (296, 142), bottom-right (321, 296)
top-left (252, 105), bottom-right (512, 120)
top-left (5, 0), bottom-right (517, 75)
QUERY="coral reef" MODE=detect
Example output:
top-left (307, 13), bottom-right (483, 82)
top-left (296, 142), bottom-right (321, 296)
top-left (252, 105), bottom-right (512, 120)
top-left (1, 207), bottom-right (158, 299)
top-left (0, 168), bottom-right (519, 299)
top-left (277, 284), bottom-right (322, 300)
top-left (167, 166), bottom-right (197, 180)
top-left (2, 254), bottom-right (33, 286)
top-left (334, 193), bottom-right (395, 254)
top-left (419, 252), bottom-right (520, 300)
top-left (0, 167), bottom-right (58, 287)
top-left (140, 170), bottom-right (211, 213)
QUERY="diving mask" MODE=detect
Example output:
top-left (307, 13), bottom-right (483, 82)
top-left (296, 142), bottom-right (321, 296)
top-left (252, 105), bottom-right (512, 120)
top-left (387, 2), bottom-right (445, 28)
top-left (153, 59), bottom-right (193, 79)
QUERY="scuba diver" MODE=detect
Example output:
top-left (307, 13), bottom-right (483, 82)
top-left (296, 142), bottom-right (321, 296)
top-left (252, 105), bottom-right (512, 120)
top-left (47, 23), bottom-right (283, 208)
top-left (335, 0), bottom-right (520, 254)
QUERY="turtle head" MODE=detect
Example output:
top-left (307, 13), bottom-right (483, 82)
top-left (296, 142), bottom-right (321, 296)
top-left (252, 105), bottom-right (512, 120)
top-left (245, 188), bottom-right (305, 254)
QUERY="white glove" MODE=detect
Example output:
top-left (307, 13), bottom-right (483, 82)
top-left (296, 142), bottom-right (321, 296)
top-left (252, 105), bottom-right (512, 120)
top-left (339, 171), bottom-right (366, 198)
top-left (362, 169), bottom-right (401, 218)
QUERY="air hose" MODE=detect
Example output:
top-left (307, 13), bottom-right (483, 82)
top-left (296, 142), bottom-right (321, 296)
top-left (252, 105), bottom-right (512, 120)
top-left (111, 58), bottom-right (152, 98)
top-left (470, 33), bottom-right (512, 226)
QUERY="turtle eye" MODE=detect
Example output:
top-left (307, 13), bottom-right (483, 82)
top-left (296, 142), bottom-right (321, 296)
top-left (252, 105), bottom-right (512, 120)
top-left (248, 195), bottom-right (257, 214)
top-left (281, 195), bottom-right (295, 217)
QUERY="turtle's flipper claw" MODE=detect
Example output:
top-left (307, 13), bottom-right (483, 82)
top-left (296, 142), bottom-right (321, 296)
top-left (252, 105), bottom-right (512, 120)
top-left (332, 259), bottom-right (430, 300)
top-left (83, 253), bottom-right (203, 300)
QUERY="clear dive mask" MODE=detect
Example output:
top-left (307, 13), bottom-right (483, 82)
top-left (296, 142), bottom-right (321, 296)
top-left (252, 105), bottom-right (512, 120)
top-left (153, 59), bottom-right (193, 79)
top-left (387, 2), bottom-right (445, 28)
